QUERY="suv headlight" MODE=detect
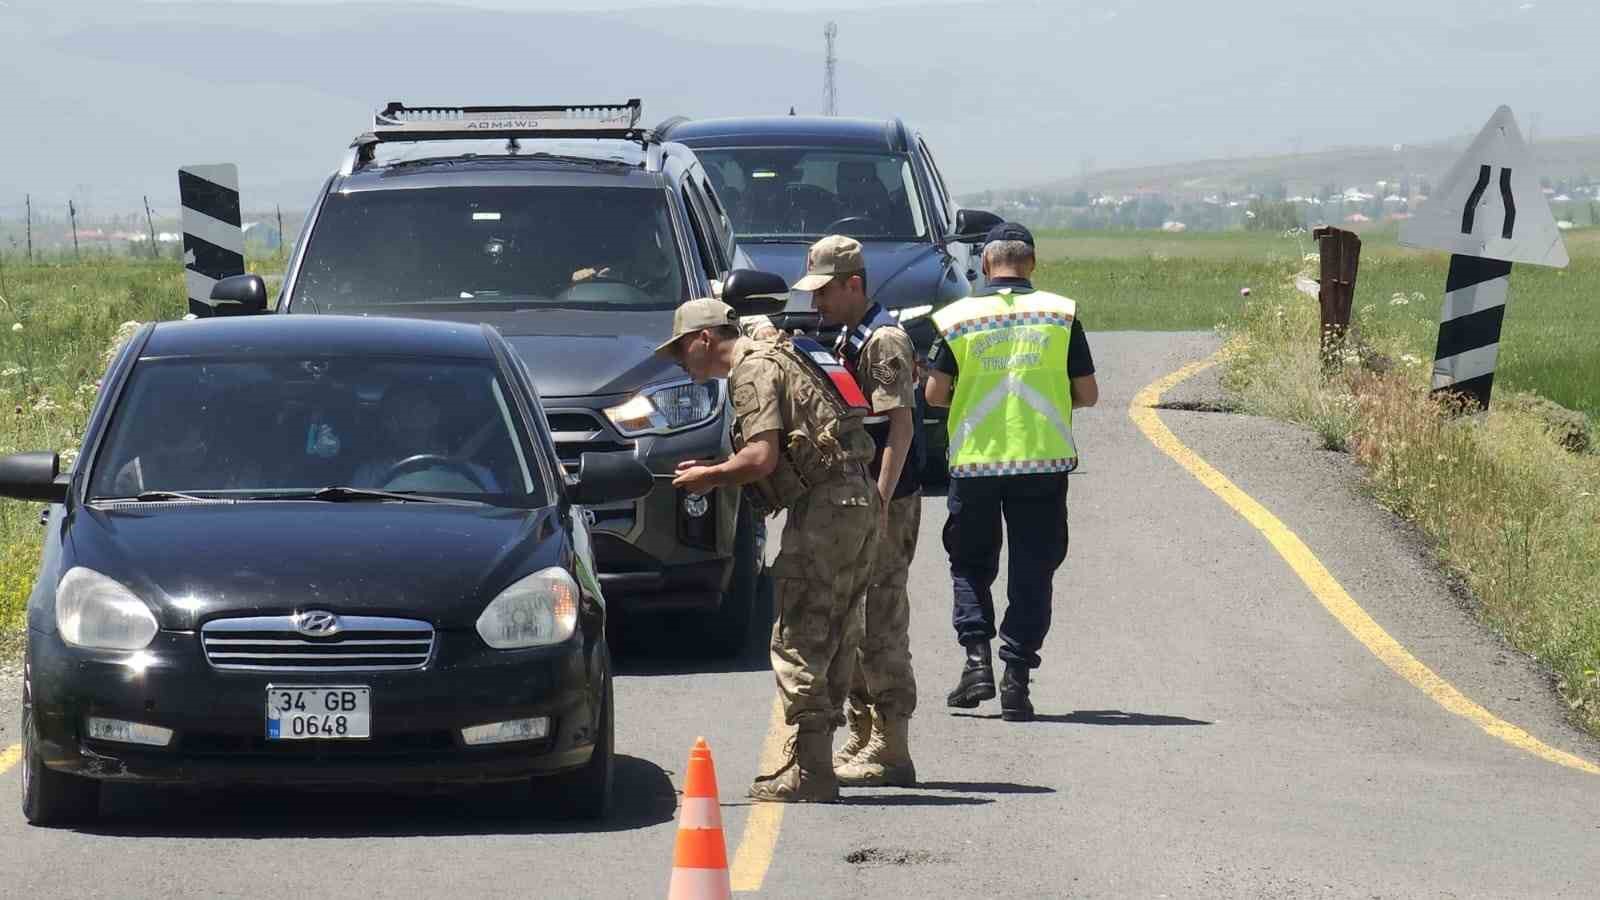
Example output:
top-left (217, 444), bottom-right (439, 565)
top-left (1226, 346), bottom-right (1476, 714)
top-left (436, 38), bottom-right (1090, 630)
top-left (56, 567), bottom-right (159, 651)
top-left (604, 379), bottom-right (722, 436)
top-left (475, 567), bottom-right (579, 650)
top-left (892, 304), bottom-right (934, 323)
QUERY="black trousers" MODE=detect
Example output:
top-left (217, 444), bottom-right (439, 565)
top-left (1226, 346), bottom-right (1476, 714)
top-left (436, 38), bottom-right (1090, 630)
top-left (943, 472), bottom-right (1069, 669)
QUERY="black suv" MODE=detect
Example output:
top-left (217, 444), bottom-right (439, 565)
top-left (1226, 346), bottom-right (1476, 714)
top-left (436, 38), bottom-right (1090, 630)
top-left (217, 101), bottom-right (773, 655)
top-left (657, 115), bottom-right (1004, 478)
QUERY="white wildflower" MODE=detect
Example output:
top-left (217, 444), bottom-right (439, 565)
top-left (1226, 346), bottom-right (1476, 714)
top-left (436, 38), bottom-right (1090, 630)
top-left (32, 394), bottom-right (59, 413)
top-left (1400, 353), bottom-right (1422, 367)
top-left (1, 366), bottom-right (23, 377)
top-left (1389, 294), bottom-right (1410, 306)
top-left (1410, 291), bottom-right (1426, 304)
top-left (10, 323), bottom-right (20, 332)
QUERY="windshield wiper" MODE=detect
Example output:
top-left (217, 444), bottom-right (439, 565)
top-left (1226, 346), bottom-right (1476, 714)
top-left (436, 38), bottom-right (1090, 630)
top-left (284, 485), bottom-right (487, 506)
top-left (88, 490), bottom-right (234, 504)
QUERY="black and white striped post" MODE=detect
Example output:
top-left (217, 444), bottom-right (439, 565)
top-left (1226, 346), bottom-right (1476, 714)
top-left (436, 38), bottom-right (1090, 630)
top-left (1432, 254), bottom-right (1511, 409)
top-left (1401, 106), bottom-right (1568, 413)
top-left (179, 164), bottom-right (245, 317)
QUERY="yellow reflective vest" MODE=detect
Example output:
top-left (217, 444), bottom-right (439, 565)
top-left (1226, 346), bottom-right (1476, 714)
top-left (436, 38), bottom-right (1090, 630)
top-left (932, 287), bottom-right (1078, 477)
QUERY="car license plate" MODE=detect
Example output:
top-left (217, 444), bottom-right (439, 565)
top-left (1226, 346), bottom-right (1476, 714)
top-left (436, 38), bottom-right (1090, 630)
top-left (266, 686), bottom-right (370, 740)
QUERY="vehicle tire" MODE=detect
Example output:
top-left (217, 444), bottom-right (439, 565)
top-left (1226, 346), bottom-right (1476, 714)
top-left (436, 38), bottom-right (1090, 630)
top-left (549, 669), bottom-right (614, 821)
top-left (20, 704), bottom-right (100, 827)
top-left (702, 500), bottom-right (760, 658)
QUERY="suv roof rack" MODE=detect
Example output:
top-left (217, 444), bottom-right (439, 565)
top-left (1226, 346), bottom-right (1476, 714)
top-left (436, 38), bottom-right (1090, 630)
top-left (347, 99), bottom-right (651, 170)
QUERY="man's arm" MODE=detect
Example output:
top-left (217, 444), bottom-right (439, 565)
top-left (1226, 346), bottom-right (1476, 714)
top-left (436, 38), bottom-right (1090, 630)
top-left (1070, 374), bottom-right (1098, 408)
top-left (924, 371), bottom-right (953, 408)
top-left (672, 431), bottom-right (779, 493)
top-left (877, 406), bottom-right (914, 501)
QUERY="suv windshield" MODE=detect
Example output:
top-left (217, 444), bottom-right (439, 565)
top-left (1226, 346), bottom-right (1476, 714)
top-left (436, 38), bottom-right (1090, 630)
top-left (290, 186), bottom-right (688, 312)
top-left (696, 148), bottom-right (928, 242)
top-left (89, 356), bottom-right (545, 506)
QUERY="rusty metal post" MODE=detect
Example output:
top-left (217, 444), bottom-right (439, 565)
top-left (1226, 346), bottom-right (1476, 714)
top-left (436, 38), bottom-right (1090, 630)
top-left (1313, 225), bottom-right (1361, 363)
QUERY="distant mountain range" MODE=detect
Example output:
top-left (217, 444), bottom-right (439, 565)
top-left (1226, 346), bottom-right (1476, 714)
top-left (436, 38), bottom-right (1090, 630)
top-left (4, 0), bottom-right (1599, 218)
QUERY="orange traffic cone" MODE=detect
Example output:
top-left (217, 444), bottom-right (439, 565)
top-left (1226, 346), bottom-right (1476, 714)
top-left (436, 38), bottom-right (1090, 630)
top-left (668, 737), bottom-right (731, 900)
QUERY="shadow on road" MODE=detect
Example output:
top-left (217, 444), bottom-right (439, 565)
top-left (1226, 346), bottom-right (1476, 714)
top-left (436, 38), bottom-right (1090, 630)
top-left (838, 793), bottom-right (992, 807)
top-left (950, 709), bottom-right (1212, 726)
top-left (915, 780), bottom-right (1055, 795)
top-left (75, 754), bottom-right (676, 838)
top-left (613, 576), bottom-right (776, 678)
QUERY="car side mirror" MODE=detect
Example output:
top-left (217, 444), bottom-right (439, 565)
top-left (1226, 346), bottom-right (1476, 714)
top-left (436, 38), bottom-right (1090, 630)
top-left (0, 451), bottom-right (67, 503)
top-left (952, 208), bottom-right (1003, 243)
top-left (190, 274), bottom-right (268, 318)
top-left (722, 268), bottom-right (789, 317)
top-left (570, 451), bottom-right (654, 506)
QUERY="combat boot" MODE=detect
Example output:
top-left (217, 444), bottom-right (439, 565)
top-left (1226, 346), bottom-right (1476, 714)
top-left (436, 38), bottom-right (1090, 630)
top-left (999, 663), bottom-right (1034, 722)
top-left (835, 712), bottom-right (916, 787)
top-left (946, 641), bottom-right (996, 708)
top-left (832, 700), bottom-right (875, 768)
top-left (749, 724), bottom-right (840, 803)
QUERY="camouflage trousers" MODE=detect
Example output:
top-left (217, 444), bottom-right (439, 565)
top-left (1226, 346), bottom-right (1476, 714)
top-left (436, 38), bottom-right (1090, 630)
top-left (842, 493), bottom-right (921, 720)
top-left (769, 471), bottom-right (880, 728)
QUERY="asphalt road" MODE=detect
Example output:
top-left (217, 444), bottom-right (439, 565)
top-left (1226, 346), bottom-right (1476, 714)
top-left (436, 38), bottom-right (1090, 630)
top-left (4, 331), bottom-right (1599, 898)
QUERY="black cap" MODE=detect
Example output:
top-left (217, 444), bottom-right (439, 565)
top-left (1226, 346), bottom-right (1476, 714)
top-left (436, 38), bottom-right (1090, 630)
top-left (984, 221), bottom-right (1035, 247)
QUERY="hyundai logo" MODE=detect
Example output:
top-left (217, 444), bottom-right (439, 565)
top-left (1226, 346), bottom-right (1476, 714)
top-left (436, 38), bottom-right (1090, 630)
top-left (295, 610), bottom-right (341, 637)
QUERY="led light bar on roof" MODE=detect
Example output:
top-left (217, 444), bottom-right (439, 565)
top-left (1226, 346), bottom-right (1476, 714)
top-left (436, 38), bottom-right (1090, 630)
top-left (372, 100), bottom-right (642, 136)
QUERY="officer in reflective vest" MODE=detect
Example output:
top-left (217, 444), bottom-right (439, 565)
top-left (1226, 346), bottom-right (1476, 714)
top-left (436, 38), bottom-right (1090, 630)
top-left (923, 222), bottom-right (1098, 721)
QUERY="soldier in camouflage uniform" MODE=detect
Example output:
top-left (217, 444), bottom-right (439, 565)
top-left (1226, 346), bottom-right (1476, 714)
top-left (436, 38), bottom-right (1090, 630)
top-left (659, 297), bottom-right (879, 803)
top-left (798, 236), bottom-right (922, 787)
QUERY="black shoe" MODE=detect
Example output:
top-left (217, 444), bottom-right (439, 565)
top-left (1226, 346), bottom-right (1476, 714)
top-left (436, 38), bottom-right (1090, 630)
top-left (999, 663), bottom-right (1034, 722)
top-left (946, 642), bottom-right (997, 708)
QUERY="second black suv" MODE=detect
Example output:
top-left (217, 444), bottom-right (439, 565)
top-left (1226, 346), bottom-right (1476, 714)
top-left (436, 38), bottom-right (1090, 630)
top-left (240, 101), bottom-right (774, 655)
top-left (658, 115), bottom-right (1004, 479)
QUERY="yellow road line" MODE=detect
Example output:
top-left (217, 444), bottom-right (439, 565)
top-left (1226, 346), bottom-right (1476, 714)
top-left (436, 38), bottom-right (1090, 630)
top-left (0, 743), bottom-right (20, 776)
top-left (729, 694), bottom-right (789, 892)
top-left (1131, 354), bottom-right (1600, 776)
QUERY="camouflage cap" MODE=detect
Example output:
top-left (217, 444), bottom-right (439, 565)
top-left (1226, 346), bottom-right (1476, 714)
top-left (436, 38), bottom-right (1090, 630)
top-left (792, 234), bottom-right (865, 292)
top-left (653, 297), bottom-right (738, 356)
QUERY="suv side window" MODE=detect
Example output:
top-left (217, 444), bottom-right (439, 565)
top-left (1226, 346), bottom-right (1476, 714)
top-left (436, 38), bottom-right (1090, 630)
top-left (918, 137), bottom-right (954, 232)
top-left (697, 172), bottom-right (736, 261)
top-left (680, 184), bottom-right (723, 280)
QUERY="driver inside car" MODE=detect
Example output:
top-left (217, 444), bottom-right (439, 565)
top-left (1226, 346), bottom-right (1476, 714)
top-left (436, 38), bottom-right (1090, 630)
top-left (834, 160), bottom-right (895, 232)
top-left (350, 383), bottom-right (500, 493)
top-left (569, 213), bottom-right (677, 297)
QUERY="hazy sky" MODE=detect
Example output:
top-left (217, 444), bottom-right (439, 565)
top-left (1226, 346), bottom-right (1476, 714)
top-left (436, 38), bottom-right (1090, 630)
top-left (2, 0), bottom-right (1594, 213)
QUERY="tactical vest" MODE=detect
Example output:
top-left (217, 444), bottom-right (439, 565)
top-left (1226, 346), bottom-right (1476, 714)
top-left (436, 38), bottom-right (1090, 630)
top-left (732, 338), bottom-right (876, 514)
top-left (931, 287), bottom-right (1078, 478)
top-left (835, 304), bottom-right (922, 499)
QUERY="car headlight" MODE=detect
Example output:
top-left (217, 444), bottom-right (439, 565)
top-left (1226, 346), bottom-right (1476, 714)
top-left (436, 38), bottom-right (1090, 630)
top-left (475, 567), bottom-right (579, 650)
top-left (603, 379), bottom-right (721, 436)
top-left (892, 304), bottom-right (934, 323)
top-left (56, 567), bottom-right (159, 651)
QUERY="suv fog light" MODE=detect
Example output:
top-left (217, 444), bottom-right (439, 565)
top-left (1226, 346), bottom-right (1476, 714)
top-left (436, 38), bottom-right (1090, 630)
top-left (683, 492), bottom-right (709, 518)
top-left (461, 717), bottom-right (550, 746)
top-left (87, 717), bottom-right (173, 747)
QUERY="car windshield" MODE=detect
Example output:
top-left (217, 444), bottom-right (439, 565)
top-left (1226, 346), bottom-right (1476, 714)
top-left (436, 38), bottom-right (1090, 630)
top-left (88, 355), bottom-right (546, 506)
top-left (289, 186), bottom-right (688, 313)
top-left (695, 148), bottom-right (928, 242)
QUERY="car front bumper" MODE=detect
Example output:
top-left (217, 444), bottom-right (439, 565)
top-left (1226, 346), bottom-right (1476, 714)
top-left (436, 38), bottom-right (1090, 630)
top-left (26, 628), bottom-right (605, 786)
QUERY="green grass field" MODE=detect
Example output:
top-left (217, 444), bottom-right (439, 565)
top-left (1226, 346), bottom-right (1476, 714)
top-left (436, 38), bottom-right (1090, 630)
top-left (0, 231), bottom-right (1595, 648)
top-left (1033, 227), bottom-right (1600, 418)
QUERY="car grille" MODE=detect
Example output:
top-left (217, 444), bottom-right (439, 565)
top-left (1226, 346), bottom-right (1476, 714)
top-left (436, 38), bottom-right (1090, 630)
top-left (200, 615), bottom-right (434, 672)
top-left (545, 409), bottom-right (634, 473)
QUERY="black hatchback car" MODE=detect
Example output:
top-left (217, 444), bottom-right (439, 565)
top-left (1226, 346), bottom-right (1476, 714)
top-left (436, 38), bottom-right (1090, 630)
top-left (4, 315), bottom-right (653, 826)
top-left (657, 115), bottom-right (1005, 478)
